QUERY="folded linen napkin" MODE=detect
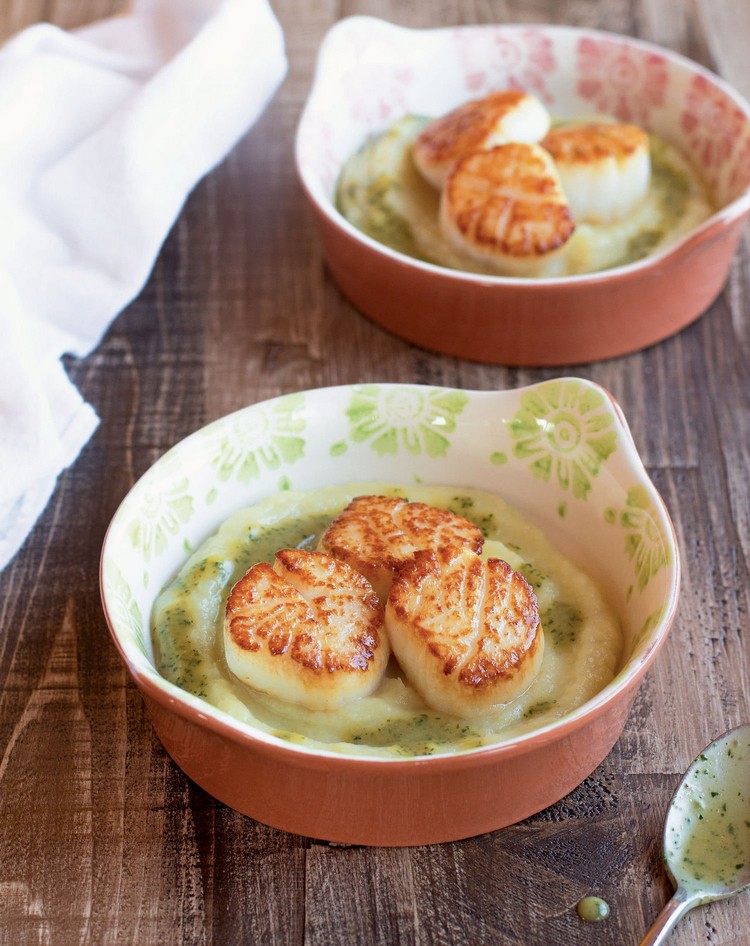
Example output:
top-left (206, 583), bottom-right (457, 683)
top-left (0, 0), bottom-right (287, 569)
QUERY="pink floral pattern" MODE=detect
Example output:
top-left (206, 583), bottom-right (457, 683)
top-left (300, 112), bottom-right (339, 196)
top-left (345, 63), bottom-right (414, 128)
top-left (728, 134), bottom-right (750, 199)
top-left (298, 21), bottom-right (750, 218)
top-left (681, 74), bottom-right (744, 176)
top-left (577, 37), bottom-right (667, 124)
top-left (454, 28), bottom-right (556, 103)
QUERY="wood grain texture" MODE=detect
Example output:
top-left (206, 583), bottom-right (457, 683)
top-left (0, 1), bottom-right (749, 944)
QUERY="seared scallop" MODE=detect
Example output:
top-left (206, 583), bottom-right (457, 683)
top-left (224, 548), bottom-right (388, 710)
top-left (318, 494), bottom-right (484, 604)
top-left (440, 142), bottom-right (575, 275)
top-left (385, 547), bottom-right (544, 717)
top-left (542, 122), bottom-right (650, 224)
top-left (412, 90), bottom-right (551, 189)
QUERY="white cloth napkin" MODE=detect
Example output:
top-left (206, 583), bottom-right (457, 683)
top-left (0, 0), bottom-right (287, 569)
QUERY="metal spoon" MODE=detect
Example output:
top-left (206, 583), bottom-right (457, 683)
top-left (640, 723), bottom-right (750, 945)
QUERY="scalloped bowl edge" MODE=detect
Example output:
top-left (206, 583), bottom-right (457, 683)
top-left (101, 379), bottom-right (680, 843)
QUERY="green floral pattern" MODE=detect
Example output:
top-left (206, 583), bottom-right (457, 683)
top-left (103, 563), bottom-right (147, 658)
top-left (615, 485), bottom-right (672, 593)
top-left (127, 478), bottom-right (194, 562)
top-left (343, 385), bottom-right (468, 456)
top-left (212, 393), bottom-right (306, 483)
top-left (631, 605), bottom-right (668, 656)
top-left (510, 380), bottom-right (618, 499)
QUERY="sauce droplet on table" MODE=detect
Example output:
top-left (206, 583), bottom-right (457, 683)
top-left (576, 896), bottom-right (610, 922)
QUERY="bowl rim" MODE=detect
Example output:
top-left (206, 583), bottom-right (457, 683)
top-left (100, 378), bottom-right (682, 770)
top-left (295, 16), bottom-right (750, 288)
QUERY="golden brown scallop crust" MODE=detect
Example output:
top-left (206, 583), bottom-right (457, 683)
top-left (440, 143), bottom-right (575, 261)
top-left (541, 122), bottom-right (649, 165)
top-left (318, 494), bottom-right (484, 603)
top-left (224, 548), bottom-right (388, 708)
top-left (385, 547), bottom-right (543, 716)
top-left (413, 90), bottom-right (528, 177)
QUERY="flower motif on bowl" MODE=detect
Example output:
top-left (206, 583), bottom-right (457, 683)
top-left (299, 110), bottom-right (339, 196)
top-left (509, 380), bottom-right (618, 499)
top-left (631, 604), bottom-right (668, 658)
top-left (345, 62), bottom-right (414, 128)
top-left (103, 562), bottom-right (147, 657)
top-left (127, 478), bottom-right (194, 564)
top-left (454, 27), bottom-right (556, 102)
top-left (455, 28), bottom-right (555, 104)
top-left (576, 36), bottom-right (668, 124)
top-left (606, 484), bottom-right (672, 594)
top-left (728, 133), bottom-right (750, 199)
top-left (212, 393), bottom-right (306, 484)
top-left (340, 385), bottom-right (469, 457)
top-left (681, 74), bottom-right (745, 196)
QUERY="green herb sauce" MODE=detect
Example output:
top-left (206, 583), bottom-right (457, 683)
top-left (151, 482), bottom-right (622, 758)
top-left (335, 116), bottom-right (714, 278)
top-left (576, 896), bottom-right (610, 922)
top-left (665, 731), bottom-right (750, 893)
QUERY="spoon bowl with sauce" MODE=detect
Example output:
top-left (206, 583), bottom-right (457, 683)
top-left (640, 724), bottom-right (750, 945)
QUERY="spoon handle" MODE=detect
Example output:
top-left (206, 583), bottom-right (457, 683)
top-left (639, 891), bottom-right (695, 946)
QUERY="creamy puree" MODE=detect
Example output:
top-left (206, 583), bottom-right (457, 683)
top-left (152, 483), bottom-right (622, 758)
top-left (335, 115), bottom-right (714, 277)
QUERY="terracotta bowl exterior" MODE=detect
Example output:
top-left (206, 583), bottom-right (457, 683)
top-left (296, 20), bottom-right (750, 365)
top-left (101, 380), bottom-right (680, 845)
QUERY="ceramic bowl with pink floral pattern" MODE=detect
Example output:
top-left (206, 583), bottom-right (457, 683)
top-left (296, 18), bottom-right (750, 365)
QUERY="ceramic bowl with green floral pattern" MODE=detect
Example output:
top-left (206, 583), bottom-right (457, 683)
top-left (100, 379), bottom-right (679, 845)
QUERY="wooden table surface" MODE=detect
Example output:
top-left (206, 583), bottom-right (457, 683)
top-left (1, 1), bottom-right (748, 944)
